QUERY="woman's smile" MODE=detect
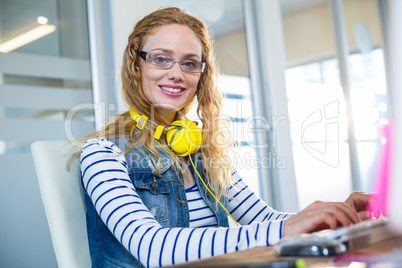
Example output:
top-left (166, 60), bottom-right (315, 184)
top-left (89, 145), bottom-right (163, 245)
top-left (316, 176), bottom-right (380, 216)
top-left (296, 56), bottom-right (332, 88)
top-left (159, 84), bottom-right (186, 95)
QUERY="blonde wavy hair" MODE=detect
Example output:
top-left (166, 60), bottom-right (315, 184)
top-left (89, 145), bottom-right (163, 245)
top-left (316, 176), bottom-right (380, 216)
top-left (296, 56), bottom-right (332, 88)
top-left (78, 7), bottom-right (233, 199)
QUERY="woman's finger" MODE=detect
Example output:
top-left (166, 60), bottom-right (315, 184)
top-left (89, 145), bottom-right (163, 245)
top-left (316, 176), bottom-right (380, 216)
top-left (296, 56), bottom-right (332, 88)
top-left (333, 202), bottom-right (362, 224)
top-left (284, 200), bottom-right (364, 237)
top-left (323, 205), bottom-right (354, 227)
top-left (312, 202), bottom-right (361, 225)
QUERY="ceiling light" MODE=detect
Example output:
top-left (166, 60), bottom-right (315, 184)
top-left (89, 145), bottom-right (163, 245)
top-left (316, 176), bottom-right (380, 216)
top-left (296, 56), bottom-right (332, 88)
top-left (0, 24), bottom-right (56, 53)
top-left (37, 16), bottom-right (49, 25)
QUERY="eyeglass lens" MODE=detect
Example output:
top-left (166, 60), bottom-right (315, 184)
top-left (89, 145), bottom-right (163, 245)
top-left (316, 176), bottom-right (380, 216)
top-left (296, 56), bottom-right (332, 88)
top-left (140, 51), bottom-right (204, 73)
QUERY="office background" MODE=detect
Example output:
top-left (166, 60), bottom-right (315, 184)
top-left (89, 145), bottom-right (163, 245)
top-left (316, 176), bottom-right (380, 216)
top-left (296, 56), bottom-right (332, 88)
top-left (0, 0), bottom-right (393, 266)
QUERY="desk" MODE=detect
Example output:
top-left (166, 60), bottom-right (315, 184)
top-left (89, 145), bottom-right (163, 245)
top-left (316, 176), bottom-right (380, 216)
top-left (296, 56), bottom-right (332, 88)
top-left (169, 236), bottom-right (402, 267)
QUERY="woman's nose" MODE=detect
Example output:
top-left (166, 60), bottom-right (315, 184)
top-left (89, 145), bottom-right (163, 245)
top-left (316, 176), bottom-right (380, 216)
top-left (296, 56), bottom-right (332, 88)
top-left (167, 62), bottom-right (184, 81)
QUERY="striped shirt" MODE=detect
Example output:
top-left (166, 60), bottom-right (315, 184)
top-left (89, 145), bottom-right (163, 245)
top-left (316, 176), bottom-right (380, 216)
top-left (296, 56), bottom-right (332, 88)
top-left (186, 184), bottom-right (218, 228)
top-left (81, 138), bottom-right (292, 268)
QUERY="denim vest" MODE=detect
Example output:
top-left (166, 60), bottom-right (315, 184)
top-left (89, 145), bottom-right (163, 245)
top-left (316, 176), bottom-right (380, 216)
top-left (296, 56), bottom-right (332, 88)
top-left (84, 138), bottom-right (229, 267)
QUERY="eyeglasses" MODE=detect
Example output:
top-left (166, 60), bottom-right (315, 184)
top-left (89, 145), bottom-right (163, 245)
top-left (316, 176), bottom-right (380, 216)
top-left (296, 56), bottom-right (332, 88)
top-left (137, 51), bottom-right (205, 73)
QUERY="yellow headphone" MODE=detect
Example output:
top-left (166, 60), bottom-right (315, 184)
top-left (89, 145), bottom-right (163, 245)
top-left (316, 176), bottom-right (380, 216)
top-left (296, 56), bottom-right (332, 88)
top-left (129, 108), bottom-right (202, 156)
top-left (129, 108), bottom-right (239, 226)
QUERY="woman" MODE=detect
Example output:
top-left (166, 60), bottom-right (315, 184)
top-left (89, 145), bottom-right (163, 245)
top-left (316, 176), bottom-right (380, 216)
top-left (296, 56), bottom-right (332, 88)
top-left (80, 7), bottom-right (370, 268)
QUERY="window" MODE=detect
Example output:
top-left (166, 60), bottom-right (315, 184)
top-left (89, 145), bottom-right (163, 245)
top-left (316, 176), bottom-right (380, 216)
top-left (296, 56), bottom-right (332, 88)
top-left (281, 0), bottom-right (388, 208)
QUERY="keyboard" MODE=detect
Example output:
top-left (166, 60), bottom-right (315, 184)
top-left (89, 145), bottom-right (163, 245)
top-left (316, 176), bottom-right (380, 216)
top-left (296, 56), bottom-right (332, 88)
top-left (274, 218), bottom-right (394, 257)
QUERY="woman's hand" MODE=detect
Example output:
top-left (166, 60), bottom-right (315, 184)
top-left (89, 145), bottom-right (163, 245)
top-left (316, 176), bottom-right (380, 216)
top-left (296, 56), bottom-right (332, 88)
top-left (344, 191), bottom-right (377, 219)
top-left (283, 200), bottom-right (362, 237)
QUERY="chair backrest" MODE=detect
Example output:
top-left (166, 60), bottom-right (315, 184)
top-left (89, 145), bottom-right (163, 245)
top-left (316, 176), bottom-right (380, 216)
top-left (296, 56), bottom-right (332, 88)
top-left (31, 141), bottom-right (91, 268)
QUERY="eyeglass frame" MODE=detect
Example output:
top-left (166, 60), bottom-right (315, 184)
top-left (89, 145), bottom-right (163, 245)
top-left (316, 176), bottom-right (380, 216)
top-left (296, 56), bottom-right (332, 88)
top-left (136, 50), bottom-right (206, 73)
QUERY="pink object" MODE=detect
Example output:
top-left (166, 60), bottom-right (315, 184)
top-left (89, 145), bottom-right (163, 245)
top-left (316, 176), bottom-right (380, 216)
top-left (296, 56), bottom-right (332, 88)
top-left (368, 123), bottom-right (392, 216)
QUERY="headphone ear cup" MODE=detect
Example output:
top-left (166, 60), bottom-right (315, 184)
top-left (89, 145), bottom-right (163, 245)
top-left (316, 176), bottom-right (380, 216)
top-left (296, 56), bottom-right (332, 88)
top-left (166, 119), bottom-right (202, 156)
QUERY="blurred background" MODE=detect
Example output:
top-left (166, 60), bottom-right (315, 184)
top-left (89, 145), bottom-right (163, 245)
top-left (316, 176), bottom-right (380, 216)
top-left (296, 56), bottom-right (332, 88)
top-left (0, 0), bottom-right (393, 266)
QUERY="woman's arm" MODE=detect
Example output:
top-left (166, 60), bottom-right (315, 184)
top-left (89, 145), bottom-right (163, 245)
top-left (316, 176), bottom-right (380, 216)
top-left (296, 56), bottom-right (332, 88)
top-left (227, 171), bottom-right (363, 238)
top-left (227, 171), bottom-right (294, 226)
top-left (81, 138), bottom-right (284, 268)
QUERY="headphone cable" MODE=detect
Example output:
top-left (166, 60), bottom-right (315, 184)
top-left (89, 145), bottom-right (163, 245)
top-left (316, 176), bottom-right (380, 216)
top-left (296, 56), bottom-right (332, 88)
top-left (188, 153), bottom-right (239, 226)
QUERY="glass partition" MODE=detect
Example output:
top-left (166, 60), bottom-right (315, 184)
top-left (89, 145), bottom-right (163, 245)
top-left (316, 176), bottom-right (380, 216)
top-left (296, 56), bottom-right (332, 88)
top-left (0, 0), bottom-right (93, 266)
top-left (342, 0), bottom-right (388, 192)
top-left (281, 0), bottom-right (352, 208)
top-left (280, 0), bottom-right (388, 208)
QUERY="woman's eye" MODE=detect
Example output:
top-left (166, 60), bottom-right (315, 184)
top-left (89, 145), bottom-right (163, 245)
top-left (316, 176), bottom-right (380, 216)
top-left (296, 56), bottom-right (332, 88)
top-left (183, 60), bottom-right (195, 67)
top-left (156, 56), bottom-right (166, 63)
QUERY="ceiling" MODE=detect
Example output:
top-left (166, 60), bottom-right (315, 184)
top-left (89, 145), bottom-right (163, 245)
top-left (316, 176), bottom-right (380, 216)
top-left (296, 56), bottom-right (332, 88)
top-left (161, 0), bottom-right (328, 36)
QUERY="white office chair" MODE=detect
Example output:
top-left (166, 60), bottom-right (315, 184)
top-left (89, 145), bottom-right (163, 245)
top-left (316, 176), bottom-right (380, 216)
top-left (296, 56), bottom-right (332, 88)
top-left (31, 141), bottom-right (91, 268)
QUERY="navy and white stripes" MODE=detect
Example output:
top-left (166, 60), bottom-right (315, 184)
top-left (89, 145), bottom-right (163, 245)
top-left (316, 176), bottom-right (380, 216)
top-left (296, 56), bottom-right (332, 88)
top-left (81, 138), bottom-right (292, 268)
top-left (227, 177), bottom-right (290, 225)
top-left (186, 184), bottom-right (218, 227)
